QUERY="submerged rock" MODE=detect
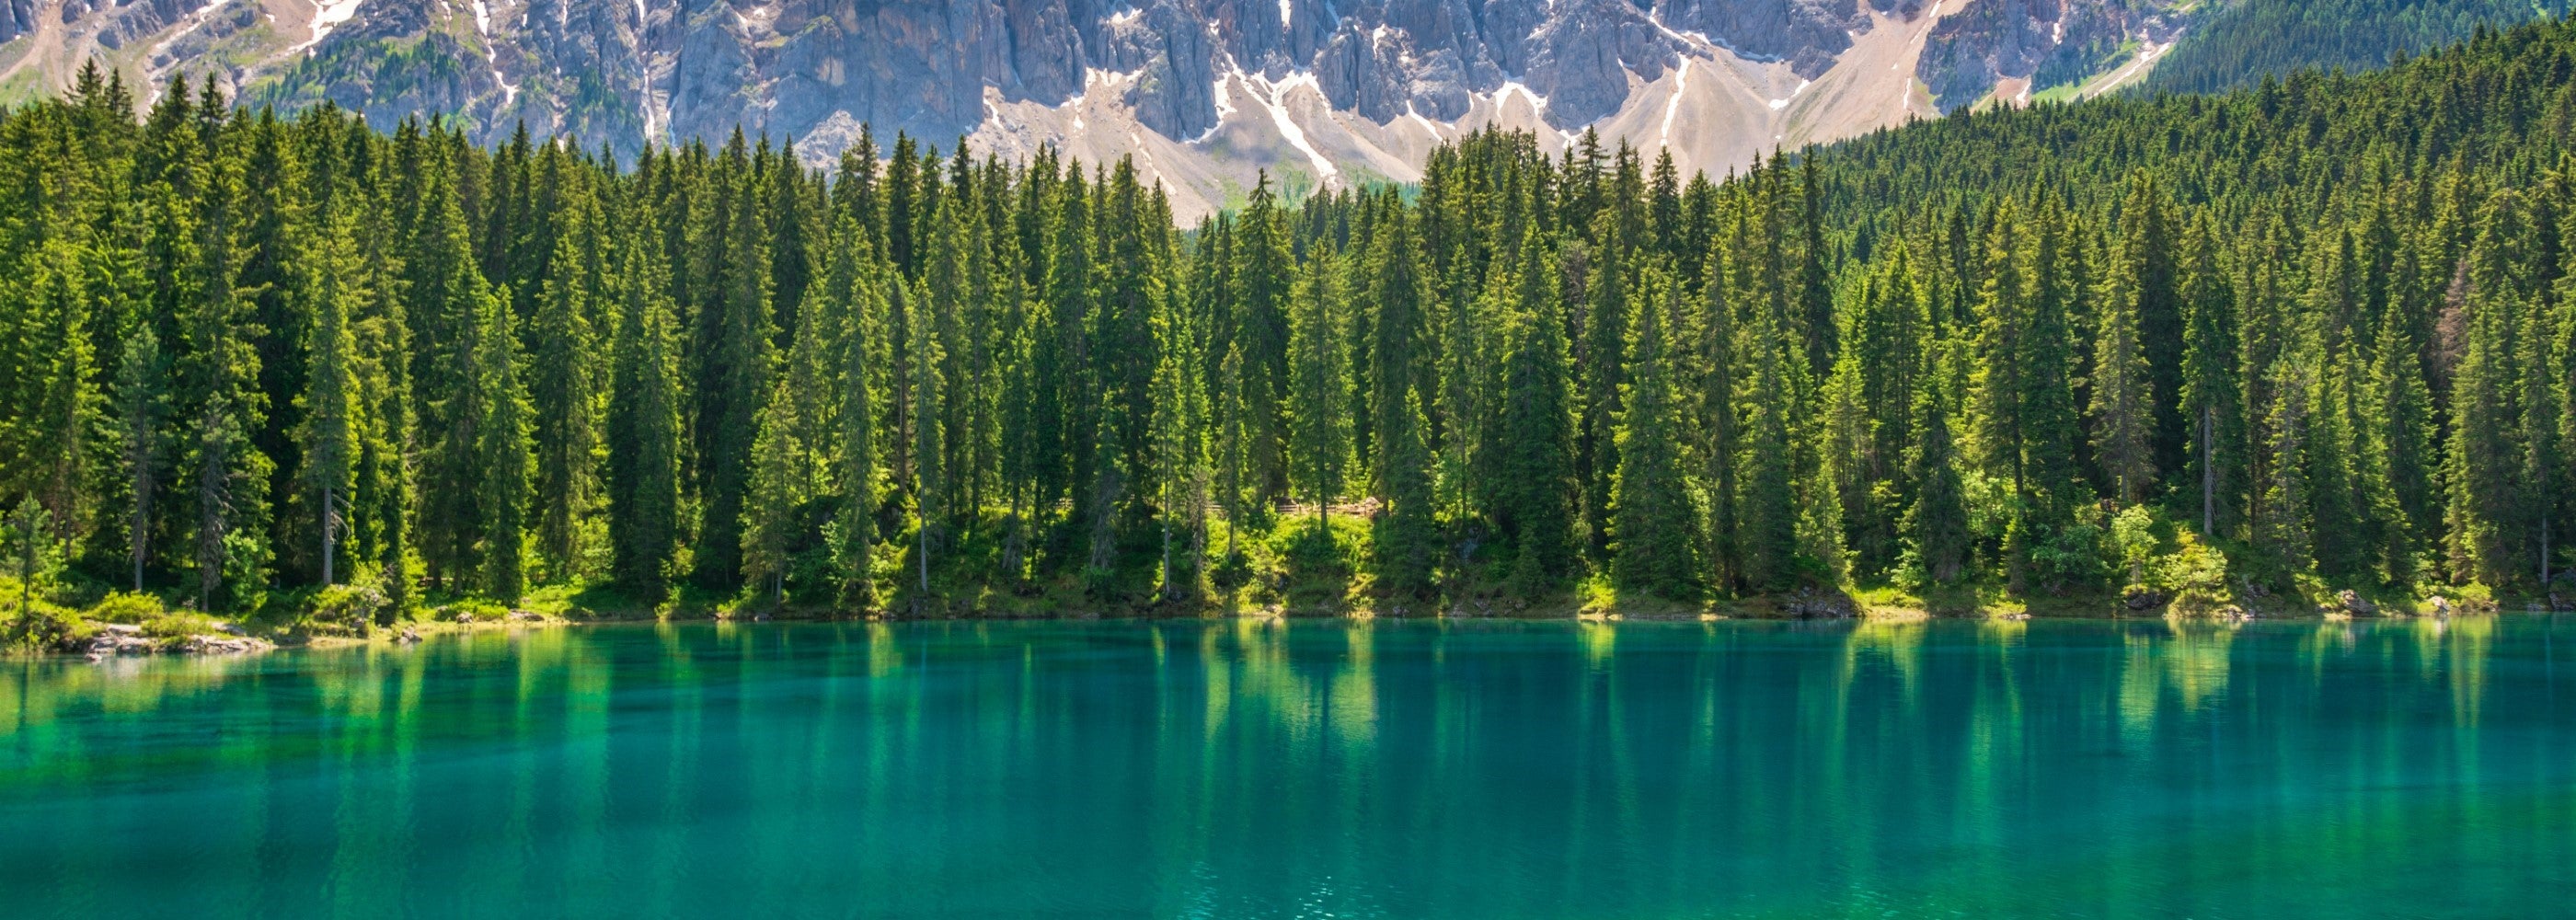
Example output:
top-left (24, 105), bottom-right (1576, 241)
top-left (1779, 589), bottom-right (1856, 619)
top-left (176, 634), bottom-right (273, 655)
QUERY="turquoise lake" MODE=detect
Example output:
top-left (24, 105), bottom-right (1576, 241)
top-left (5, 616), bottom-right (2575, 917)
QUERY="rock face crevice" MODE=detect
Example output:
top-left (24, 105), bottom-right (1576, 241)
top-left (6, 0), bottom-right (2178, 207)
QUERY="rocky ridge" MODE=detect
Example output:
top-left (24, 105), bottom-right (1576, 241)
top-left (2, 0), bottom-right (2185, 216)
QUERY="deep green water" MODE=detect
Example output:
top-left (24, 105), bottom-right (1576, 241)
top-left (5, 616), bottom-right (2576, 918)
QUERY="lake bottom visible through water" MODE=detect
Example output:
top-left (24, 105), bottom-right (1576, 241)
top-left (4, 615), bottom-right (2574, 918)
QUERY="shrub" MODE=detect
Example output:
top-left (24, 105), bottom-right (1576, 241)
top-left (305, 583), bottom-right (388, 626)
top-left (2027, 519), bottom-right (2110, 594)
top-left (2152, 541), bottom-right (2236, 610)
top-left (139, 610), bottom-right (223, 640)
top-left (446, 599), bottom-right (509, 623)
top-left (2110, 505), bottom-right (2157, 587)
top-left (1889, 547), bottom-right (1929, 592)
top-left (6, 599), bottom-right (96, 650)
top-left (84, 591), bottom-right (167, 624)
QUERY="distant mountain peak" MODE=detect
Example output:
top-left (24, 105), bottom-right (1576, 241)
top-left (1, 0), bottom-right (2191, 215)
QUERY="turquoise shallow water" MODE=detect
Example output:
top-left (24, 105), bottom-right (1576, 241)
top-left (5, 616), bottom-right (2575, 918)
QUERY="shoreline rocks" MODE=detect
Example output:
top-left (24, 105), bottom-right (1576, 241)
top-left (80, 623), bottom-right (275, 661)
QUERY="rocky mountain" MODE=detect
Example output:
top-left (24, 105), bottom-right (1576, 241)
top-left (1, 0), bottom-right (2190, 216)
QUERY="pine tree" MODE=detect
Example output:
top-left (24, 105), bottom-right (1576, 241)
top-left (742, 380), bottom-right (810, 605)
top-left (606, 233), bottom-right (682, 602)
top-left (2179, 219), bottom-right (2243, 537)
top-left (2258, 349), bottom-right (2317, 573)
top-left (1974, 199), bottom-right (2084, 592)
top-left (2446, 193), bottom-right (2540, 585)
top-left (416, 163), bottom-right (497, 592)
top-left (1846, 248), bottom-right (1926, 570)
top-left (474, 286), bottom-right (533, 604)
top-left (295, 204), bottom-right (362, 585)
top-left (2118, 172), bottom-right (2188, 479)
top-left (1738, 296), bottom-right (1801, 594)
top-left (1441, 250), bottom-right (1497, 522)
top-left (1498, 243), bottom-right (1578, 594)
top-left (3, 243), bottom-right (103, 552)
top-left (1795, 159), bottom-right (1837, 376)
top-left (1700, 225), bottom-right (1742, 594)
top-left (1086, 159), bottom-right (1162, 569)
top-left (179, 156), bottom-right (273, 611)
top-left (2306, 344), bottom-right (2371, 578)
top-left (1374, 388), bottom-right (1438, 604)
top-left (1214, 342), bottom-right (1252, 559)
top-left (1235, 173), bottom-right (1294, 506)
top-left (2018, 200), bottom-right (2086, 569)
top-left (923, 193), bottom-right (986, 523)
top-left (528, 202), bottom-right (601, 580)
top-left (1577, 213), bottom-right (1628, 562)
top-left (1286, 247), bottom-right (1350, 535)
top-left (1609, 267), bottom-right (1698, 600)
top-left (2369, 305), bottom-right (2434, 582)
top-left (833, 244), bottom-right (884, 612)
top-left (2517, 293), bottom-right (2564, 589)
top-left (905, 276), bottom-right (949, 600)
top-left (2555, 292), bottom-right (2576, 594)
top-left (1819, 348), bottom-right (1871, 578)
top-left (110, 324), bottom-right (169, 592)
top-left (2091, 234), bottom-right (2156, 502)
top-left (1151, 293), bottom-right (1210, 602)
top-left (1906, 377), bottom-right (1969, 585)
top-left (696, 166), bottom-right (779, 588)
top-left (1037, 169), bottom-right (1093, 532)
top-left (1366, 206), bottom-right (1430, 499)
top-left (353, 178), bottom-right (413, 618)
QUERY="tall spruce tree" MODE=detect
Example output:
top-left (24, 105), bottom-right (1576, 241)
top-left (696, 164), bottom-right (779, 588)
top-left (2179, 218), bottom-right (2243, 537)
top-left (1375, 388), bottom-right (1438, 604)
top-left (528, 200), bottom-right (601, 579)
top-left (1286, 246), bottom-right (1350, 535)
top-left (1499, 243), bottom-right (1579, 594)
top-left (1235, 174), bottom-right (1294, 506)
top-left (294, 203), bottom-right (362, 585)
top-left (473, 286), bottom-right (533, 603)
top-left (110, 324), bottom-right (168, 592)
top-left (1609, 267), bottom-right (1698, 599)
top-left (742, 379), bottom-right (810, 605)
top-left (1151, 292), bottom-right (1210, 602)
top-left (2092, 233), bottom-right (2156, 502)
top-left (833, 242), bottom-right (884, 611)
top-left (180, 153), bottom-right (272, 610)
top-left (605, 231), bottom-right (682, 602)
top-left (1906, 376), bottom-right (1970, 585)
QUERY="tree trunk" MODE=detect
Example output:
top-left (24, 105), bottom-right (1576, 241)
top-left (129, 473), bottom-right (152, 592)
top-left (321, 487), bottom-right (337, 587)
top-left (2201, 406), bottom-right (2216, 537)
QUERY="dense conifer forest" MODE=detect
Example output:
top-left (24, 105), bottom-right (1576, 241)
top-left (2144, 0), bottom-right (2570, 95)
top-left (5, 17), bottom-right (2576, 635)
